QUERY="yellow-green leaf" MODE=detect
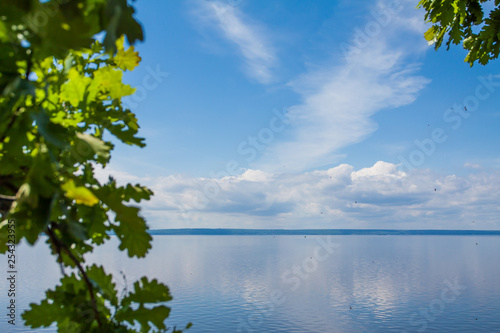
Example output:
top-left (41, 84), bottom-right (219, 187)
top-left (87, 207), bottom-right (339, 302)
top-left (62, 179), bottom-right (99, 206)
top-left (0, 21), bottom-right (8, 42)
top-left (60, 68), bottom-right (92, 107)
top-left (115, 35), bottom-right (126, 53)
top-left (115, 46), bottom-right (141, 71)
top-left (424, 26), bottom-right (438, 44)
top-left (91, 67), bottom-right (135, 99)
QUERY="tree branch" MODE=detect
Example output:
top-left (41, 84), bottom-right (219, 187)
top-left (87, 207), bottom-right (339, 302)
top-left (0, 194), bottom-right (16, 201)
top-left (0, 113), bottom-right (17, 145)
top-left (0, 194), bottom-right (16, 217)
top-left (45, 223), bottom-right (102, 328)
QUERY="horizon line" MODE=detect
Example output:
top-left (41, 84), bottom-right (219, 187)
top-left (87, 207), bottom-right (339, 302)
top-left (147, 228), bottom-right (500, 236)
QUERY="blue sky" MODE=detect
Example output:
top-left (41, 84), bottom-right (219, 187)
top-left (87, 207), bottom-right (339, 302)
top-left (98, 0), bottom-right (500, 230)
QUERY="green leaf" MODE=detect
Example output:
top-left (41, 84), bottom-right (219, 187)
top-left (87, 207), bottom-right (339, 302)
top-left (0, 221), bottom-right (9, 253)
top-left (2, 76), bottom-right (35, 101)
top-left (87, 265), bottom-right (119, 306)
top-left (23, 298), bottom-right (65, 328)
top-left (112, 205), bottom-right (152, 258)
top-left (124, 184), bottom-right (154, 203)
top-left (33, 2), bottom-right (96, 59)
top-left (26, 148), bottom-right (58, 198)
top-left (11, 194), bottom-right (54, 245)
top-left (122, 277), bottom-right (172, 305)
top-left (72, 133), bottom-right (112, 163)
top-left (102, 0), bottom-right (144, 53)
top-left (95, 179), bottom-right (152, 258)
top-left (105, 109), bottom-right (145, 147)
top-left (32, 110), bottom-right (70, 149)
top-left (116, 305), bottom-right (171, 332)
top-left (67, 219), bottom-right (90, 241)
top-left (80, 203), bottom-right (111, 245)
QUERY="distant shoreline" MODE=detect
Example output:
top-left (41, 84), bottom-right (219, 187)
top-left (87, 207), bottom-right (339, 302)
top-left (147, 229), bottom-right (500, 236)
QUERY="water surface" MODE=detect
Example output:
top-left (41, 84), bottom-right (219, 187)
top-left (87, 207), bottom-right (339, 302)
top-left (1, 235), bottom-right (499, 332)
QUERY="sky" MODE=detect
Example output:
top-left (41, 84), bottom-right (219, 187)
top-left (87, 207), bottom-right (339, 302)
top-left (97, 0), bottom-right (500, 230)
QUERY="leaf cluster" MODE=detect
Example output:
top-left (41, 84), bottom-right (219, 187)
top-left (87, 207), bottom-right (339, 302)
top-left (23, 265), bottom-right (190, 333)
top-left (0, 1), bottom-right (188, 332)
top-left (418, 0), bottom-right (500, 65)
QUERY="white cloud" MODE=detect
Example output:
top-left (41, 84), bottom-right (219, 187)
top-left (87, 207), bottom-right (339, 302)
top-left (227, 169), bottom-right (274, 182)
top-left (464, 162), bottom-right (482, 170)
top-left (352, 161), bottom-right (406, 180)
top-left (97, 162), bottom-right (500, 230)
top-left (254, 1), bottom-right (430, 172)
top-left (196, 0), bottom-right (276, 84)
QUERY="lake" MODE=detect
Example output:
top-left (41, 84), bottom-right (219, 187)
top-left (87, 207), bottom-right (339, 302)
top-left (1, 235), bottom-right (500, 332)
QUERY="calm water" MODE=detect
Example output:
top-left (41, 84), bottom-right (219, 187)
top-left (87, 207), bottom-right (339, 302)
top-left (1, 235), bottom-right (500, 332)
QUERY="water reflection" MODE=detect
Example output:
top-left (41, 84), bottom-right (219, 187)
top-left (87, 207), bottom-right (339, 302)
top-left (1, 235), bottom-right (499, 332)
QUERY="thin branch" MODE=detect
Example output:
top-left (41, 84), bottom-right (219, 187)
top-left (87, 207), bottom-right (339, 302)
top-left (46, 223), bottom-right (103, 328)
top-left (45, 223), bottom-right (66, 276)
top-left (0, 114), bottom-right (17, 144)
top-left (119, 270), bottom-right (128, 301)
top-left (0, 194), bottom-right (16, 201)
top-left (0, 194), bottom-right (16, 217)
top-left (25, 50), bottom-right (33, 80)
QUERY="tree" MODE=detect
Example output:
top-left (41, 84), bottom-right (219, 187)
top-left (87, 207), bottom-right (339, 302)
top-left (418, 0), bottom-right (500, 66)
top-left (0, 0), bottom-right (190, 331)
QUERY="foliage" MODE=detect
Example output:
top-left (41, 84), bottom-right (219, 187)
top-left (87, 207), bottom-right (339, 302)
top-left (418, 0), bottom-right (500, 66)
top-left (0, 0), bottom-right (189, 331)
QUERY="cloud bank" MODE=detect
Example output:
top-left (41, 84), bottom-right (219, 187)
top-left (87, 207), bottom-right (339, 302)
top-left (96, 162), bottom-right (500, 230)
